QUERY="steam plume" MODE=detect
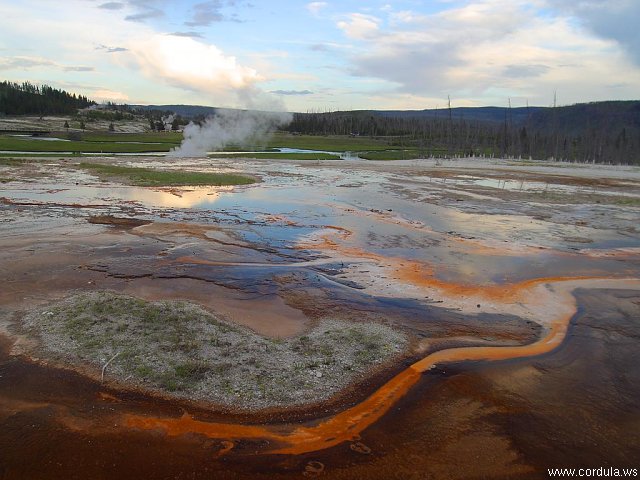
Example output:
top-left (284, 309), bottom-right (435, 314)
top-left (168, 109), bottom-right (292, 157)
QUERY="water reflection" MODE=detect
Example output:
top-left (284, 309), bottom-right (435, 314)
top-left (130, 186), bottom-right (233, 208)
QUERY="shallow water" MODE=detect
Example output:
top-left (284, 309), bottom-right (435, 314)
top-left (207, 147), bottom-right (360, 160)
top-left (9, 135), bottom-right (71, 142)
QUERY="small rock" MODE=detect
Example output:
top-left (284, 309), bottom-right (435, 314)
top-left (315, 371), bottom-right (323, 378)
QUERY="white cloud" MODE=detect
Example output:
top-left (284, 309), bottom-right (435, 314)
top-left (337, 13), bottom-right (381, 40)
top-left (128, 34), bottom-right (263, 96)
top-left (545, 0), bottom-right (640, 65)
top-left (0, 56), bottom-right (55, 70)
top-left (306, 2), bottom-right (328, 17)
top-left (0, 0), bottom-right (638, 109)
top-left (0, 2), bottom-right (281, 108)
top-left (93, 89), bottom-right (130, 102)
top-left (336, 0), bottom-right (640, 105)
top-left (0, 55), bottom-right (94, 73)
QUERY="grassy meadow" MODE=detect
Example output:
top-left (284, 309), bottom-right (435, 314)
top-left (0, 124), bottom-right (456, 160)
top-left (79, 163), bottom-right (256, 186)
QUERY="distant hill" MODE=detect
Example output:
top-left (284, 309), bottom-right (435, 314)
top-left (525, 101), bottom-right (640, 137)
top-left (374, 106), bottom-right (546, 125)
top-left (379, 101), bottom-right (640, 136)
top-left (137, 103), bottom-right (545, 124)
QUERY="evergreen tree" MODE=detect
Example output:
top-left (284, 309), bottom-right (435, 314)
top-left (0, 81), bottom-right (94, 114)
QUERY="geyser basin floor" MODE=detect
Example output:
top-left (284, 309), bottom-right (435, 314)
top-left (0, 156), bottom-right (639, 479)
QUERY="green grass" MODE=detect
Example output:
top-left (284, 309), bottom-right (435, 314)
top-left (0, 135), bottom-right (175, 153)
top-left (2, 131), bottom-right (418, 157)
top-left (612, 197), bottom-right (640, 206)
top-left (359, 150), bottom-right (420, 160)
top-left (81, 132), bottom-right (183, 144)
top-left (208, 152), bottom-right (341, 160)
top-left (360, 148), bottom-right (490, 160)
top-left (0, 153), bottom-right (81, 159)
top-left (1, 130), bottom-right (481, 160)
top-left (79, 163), bottom-right (256, 186)
top-left (1, 152), bottom-right (173, 158)
top-left (267, 133), bottom-right (394, 152)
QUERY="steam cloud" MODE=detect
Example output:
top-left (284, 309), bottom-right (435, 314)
top-left (168, 109), bottom-right (293, 157)
top-left (162, 114), bottom-right (174, 130)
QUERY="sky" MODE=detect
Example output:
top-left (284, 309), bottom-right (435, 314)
top-left (0, 0), bottom-right (639, 112)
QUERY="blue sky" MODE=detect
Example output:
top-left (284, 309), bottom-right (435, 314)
top-left (1, 0), bottom-right (639, 111)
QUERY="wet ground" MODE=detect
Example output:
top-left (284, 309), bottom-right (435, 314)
top-left (0, 156), bottom-right (639, 478)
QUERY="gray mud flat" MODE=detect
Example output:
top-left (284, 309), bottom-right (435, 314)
top-left (22, 291), bottom-right (407, 410)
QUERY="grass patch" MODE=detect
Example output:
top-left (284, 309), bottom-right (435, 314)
top-left (612, 197), bottom-right (640, 206)
top-left (0, 153), bottom-right (81, 159)
top-left (0, 135), bottom-right (175, 153)
top-left (81, 132), bottom-right (183, 144)
top-left (267, 133), bottom-right (394, 152)
top-left (360, 150), bottom-right (420, 160)
top-left (360, 148), bottom-right (480, 160)
top-left (78, 163), bottom-right (255, 186)
top-left (23, 291), bottom-right (407, 409)
top-left (2, 131), bottom-right (435, 157)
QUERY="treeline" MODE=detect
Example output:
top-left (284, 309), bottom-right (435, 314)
top-left (80, 102), bottom-right (136, 121)
top-left (0, 81), bottom-right (94, 115)
top-left (286, 102), bottom-right (640, 165)
top-left (72, 102), bottom-right (189, 131)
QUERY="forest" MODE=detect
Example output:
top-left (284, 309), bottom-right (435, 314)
top-left (285, 102), bottom-right (640, 165)
top-left (0, 81), bottom-right (94, 115)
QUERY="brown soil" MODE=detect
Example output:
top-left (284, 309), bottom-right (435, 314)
top-left (88, 215), bottom-right (152, 228)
